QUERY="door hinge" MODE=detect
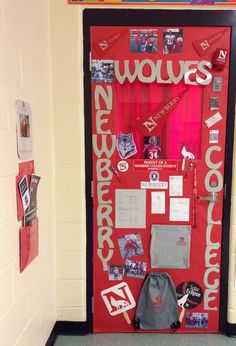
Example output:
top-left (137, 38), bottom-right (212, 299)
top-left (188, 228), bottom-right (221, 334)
top-left (224, 183), bottom-right (227, 199)
top-left (89, 52), bottom-right (92, 71)
top-left (92, 296), bottom-right (94, 314)
top-left (91, 180), bottom-right (94, 198)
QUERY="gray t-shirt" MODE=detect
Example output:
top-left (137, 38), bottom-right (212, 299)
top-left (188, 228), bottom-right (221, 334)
top-left (150, 225), bottom-right (191, 268)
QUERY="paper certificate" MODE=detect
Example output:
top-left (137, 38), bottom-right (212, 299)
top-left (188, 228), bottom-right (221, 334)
top-left (151, 191), bottom-right (165, 214)
top-left (169, 176), bottom-right (183, 196)
top-left (115, 189), bottom-right (146, 228)
top-left (169, 198), bottom-right (190, 221)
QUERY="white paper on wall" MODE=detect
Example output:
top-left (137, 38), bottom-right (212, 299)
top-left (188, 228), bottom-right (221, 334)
top-left (115, 189), bottom-right (146, 228)
top-left (169, 176), bottom-right (183, 196)
top-left (16, 100), bottom-right (32, 160)
top-left (169, 198), bottom-right (190, 221)
top-left (151, 191), bottom-right (165, 214)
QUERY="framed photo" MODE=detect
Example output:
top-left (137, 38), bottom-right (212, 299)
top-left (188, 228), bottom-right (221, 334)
top-left (16, 100), bottom-right (32, 160)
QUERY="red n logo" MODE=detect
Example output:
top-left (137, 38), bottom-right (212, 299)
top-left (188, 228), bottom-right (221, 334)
top-left (153, 294), bottom-right (163, 305)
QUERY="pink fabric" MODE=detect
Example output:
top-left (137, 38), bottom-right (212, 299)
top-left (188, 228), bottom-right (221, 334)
top-left (115, 81), bottom-right (202, 159)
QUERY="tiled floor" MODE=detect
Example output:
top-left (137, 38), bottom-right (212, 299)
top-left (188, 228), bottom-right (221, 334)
top-left (54, 333), bottom-right (236, 346)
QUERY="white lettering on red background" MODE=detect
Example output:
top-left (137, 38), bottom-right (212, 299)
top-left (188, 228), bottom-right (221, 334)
top-left (114, 59), bottom-right (212, 86)
top-left (92, 85), bottom-right (115, 270)
top-left (203, 145), bottom-right (223, 310)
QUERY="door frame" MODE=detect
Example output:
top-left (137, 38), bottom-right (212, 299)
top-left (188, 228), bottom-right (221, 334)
top-left (83, 9), bottom-right (236, 334)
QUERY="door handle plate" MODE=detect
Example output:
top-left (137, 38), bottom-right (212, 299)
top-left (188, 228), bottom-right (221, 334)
top-left (198, 192), bottom-right (218, 202)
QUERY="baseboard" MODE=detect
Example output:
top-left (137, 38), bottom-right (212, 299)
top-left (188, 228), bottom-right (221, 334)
top-left (226, 322), bottom-right (236, 337)
top-left (45, 321), bottom-right (91, 345)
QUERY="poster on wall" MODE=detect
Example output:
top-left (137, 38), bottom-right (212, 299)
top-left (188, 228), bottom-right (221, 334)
top-left (69, 0), bottom-right (236, 5)
top-left (90, 20), bottom-right (233, 335)
top-left (16, 100), bottom-right (32, 160)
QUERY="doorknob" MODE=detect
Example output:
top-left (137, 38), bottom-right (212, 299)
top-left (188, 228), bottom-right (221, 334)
top-left (198, 192), bottom-right (218, 202)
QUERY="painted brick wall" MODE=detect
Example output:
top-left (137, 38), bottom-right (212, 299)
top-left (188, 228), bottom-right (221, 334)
top-left (0, 0), bottom-right (56, 345)
top-left (50, 0), bottom-right (86, 321)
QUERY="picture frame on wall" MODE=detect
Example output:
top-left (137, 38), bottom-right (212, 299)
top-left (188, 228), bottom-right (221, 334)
top-left (16, 100), bottom-right (33, 160)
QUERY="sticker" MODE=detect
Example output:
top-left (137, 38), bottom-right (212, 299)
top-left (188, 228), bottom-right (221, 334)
top-left (130, 29), bottom-right (158, 53)
top-left (91, 59), bottom-right (114, 83)
top-left (181, 145), bottom-right (195, 160)
top-left (134, 160), bottom-right (178, 172)
top-left (169, 176), bottom-right (183, 196)
top-left (124, 259), bottom-right (147, 279)
top-left (117, 160), bottom-right (129, 172)
top-left (205, 112), bottom-right (222, 128)
top-left (185, 312), bottom-right (208, 329)
top-left (151, 191), bottom-right (165, 214)
top-left (101, 282), bottom-right (136, 316)
top-left (143, 136), bottom-right (161, 159)
top-left (209, 130), bottom-right (219, 143)
top-left (163, 28), bottom-right (183, 54)
top-left (176, 281), bottom-right (204, 309)
top-left (212, 49), bottom-right (228, 71)
top-left (141, 181), bottom-right (168, 190)
top-left (210, 96), bottom-right (220, 110)
top-left (116, 132), bottom-right (137, 159)
top-left (149, 171), bottom-right (160, 182)
top-left (169, 198), bottom-right (190, 221)
top-left (118, 233), bottom-right (144, 260)
top-left (108, 265), bottom-right (123, 281)
top-left (212, 77), bottom-right (223, 92)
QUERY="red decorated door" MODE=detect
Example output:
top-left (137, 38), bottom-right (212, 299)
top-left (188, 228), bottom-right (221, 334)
top-left (90, 23), bottom-right (232, 333)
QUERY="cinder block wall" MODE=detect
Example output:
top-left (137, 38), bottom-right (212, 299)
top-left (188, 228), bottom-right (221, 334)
top-left (0, 0), bottom-right (56, 345)
top-left (50, 0), bottom-right (87, 321)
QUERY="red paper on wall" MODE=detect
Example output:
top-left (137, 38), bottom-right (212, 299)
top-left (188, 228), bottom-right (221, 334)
top-left (20, 218), bottom-right (38, 273)
top-left (16, 160), bottom-right (34, 221)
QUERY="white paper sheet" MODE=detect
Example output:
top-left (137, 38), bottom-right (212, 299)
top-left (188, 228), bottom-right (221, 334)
top-left (169, 198), bottom-right (190, 221)
top-left (205, 112), bottom-right (222, 128)
top-left (169, 176), bottom-right (183, 196)
top-left (151, 191), bottom-right (165, 214)
top-left (16, 100), bottom-right (33, 159)
top-left (115, 189), bottom-right (146, 228)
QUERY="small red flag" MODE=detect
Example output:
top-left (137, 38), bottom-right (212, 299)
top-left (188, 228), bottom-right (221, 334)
top-left (192, 29), bottom-right (227, 57)
top-left (92, 30), bottom-right (126, 57)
